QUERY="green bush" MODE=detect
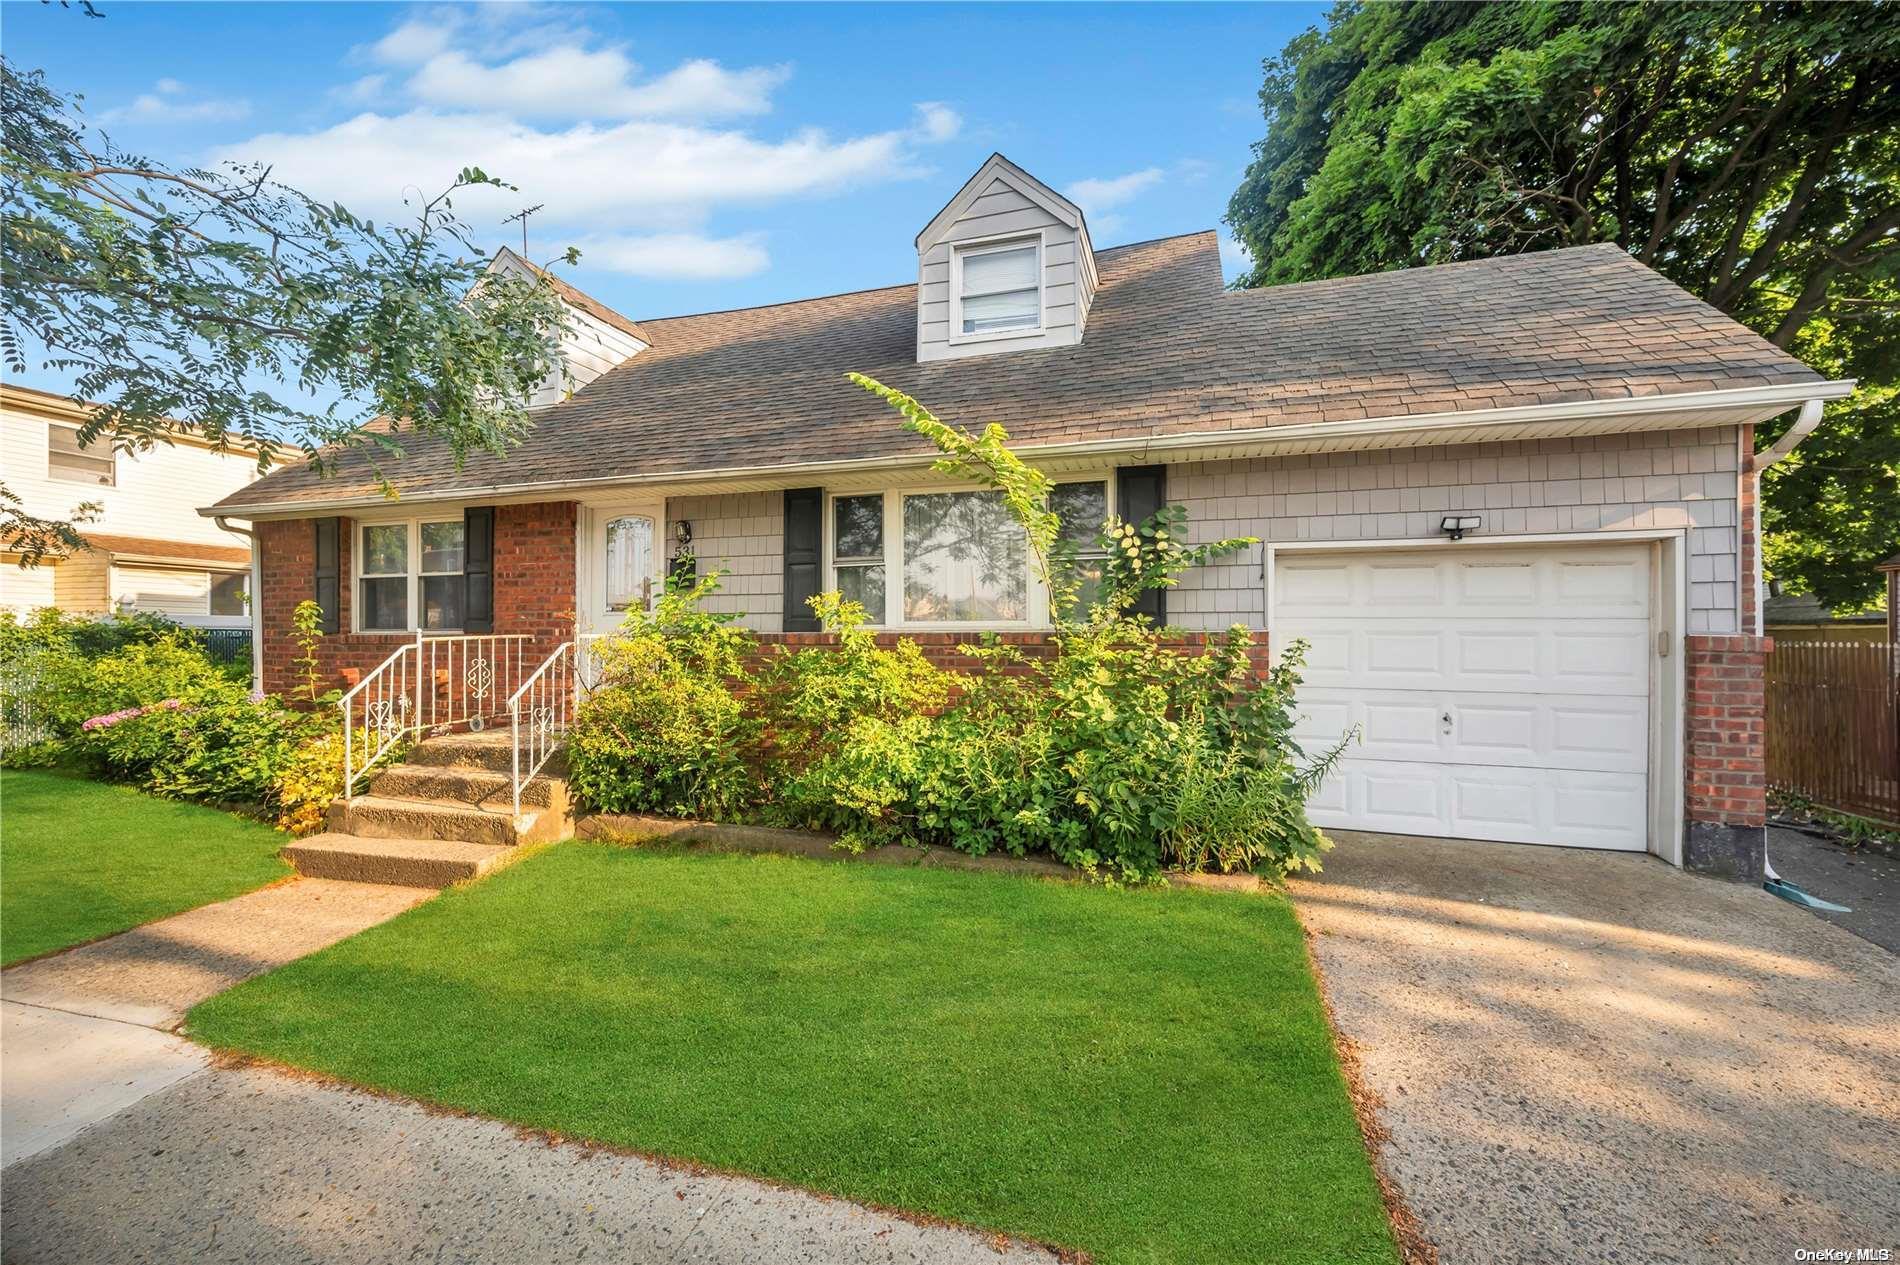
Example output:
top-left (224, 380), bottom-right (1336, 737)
top-left (566, 574), bottom-right (760, 819)
top-left (1, 608), bottom-right (337, 821)
top-left (755, 593), bottom-right (952, 843)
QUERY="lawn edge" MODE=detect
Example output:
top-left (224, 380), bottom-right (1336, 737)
top-left (0, 875), bottom-right (300, 971)
top-left (193, 1047), bottom-right (1087, 1264)
top-left (1295, 919), bottom-right (1439, 1265)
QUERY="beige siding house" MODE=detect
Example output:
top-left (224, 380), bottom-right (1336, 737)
top-left (208, 153), bottom-right (1851, 883)
top-left (0, 384), bottom-right (266, 627)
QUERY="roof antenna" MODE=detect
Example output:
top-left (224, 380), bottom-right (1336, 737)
top-left (502, 204), bottom-right (545, 257)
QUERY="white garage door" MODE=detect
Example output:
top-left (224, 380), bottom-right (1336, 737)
top-left (1277, 545), bottom-right (1652, 851)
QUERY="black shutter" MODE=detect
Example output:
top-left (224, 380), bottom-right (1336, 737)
top-left (1117, 465), bottom-right (1167, 624)
top-left (782, 487), bottom-right (824, 632)
top-left (463, 506), bottom-right (495, 633)
top-left (312, 517), bottom-right (340, 634)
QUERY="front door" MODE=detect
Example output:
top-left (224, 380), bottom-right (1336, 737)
top-left (580, 501), bottom-right (666, 636)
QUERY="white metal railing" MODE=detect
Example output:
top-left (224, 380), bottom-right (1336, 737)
top-left (340, 631), bottom-right (532, 800)
top-left (507, 633), bottom-right (610, 818)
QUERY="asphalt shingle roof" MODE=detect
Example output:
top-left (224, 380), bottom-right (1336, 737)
top-left (213, 234), bottom-right (1823, 512)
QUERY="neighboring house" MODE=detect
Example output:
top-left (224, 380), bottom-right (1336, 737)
top-left (1762, 583), bottom-right (1887, 644)
top-left (1, 384), bottom-right (264, 629)
top-left (207, 153), bottom-right (1853, 880)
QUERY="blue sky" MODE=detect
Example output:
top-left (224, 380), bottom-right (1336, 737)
top-left (6, 1), bottom-right (1322, 396)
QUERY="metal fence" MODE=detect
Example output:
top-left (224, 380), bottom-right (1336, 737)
top-left (1766, 639), bottom-right (1899, 824)
top-left (0, 652), bottom-right (51, 751)
top-left (196, 627), bottom-right (253, 667)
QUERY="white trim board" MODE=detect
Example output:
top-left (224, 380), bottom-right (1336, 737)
top-left (1265, 529), bottom-right (1688, 866)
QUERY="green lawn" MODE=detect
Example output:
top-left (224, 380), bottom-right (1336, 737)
top-left (189, 843), bottom-right (1396, 1264)
top-left (1, 769), bottom-right (292, 966)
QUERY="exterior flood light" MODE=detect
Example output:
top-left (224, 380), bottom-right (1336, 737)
top-left (1440, 515), bottom-right (1483, 541)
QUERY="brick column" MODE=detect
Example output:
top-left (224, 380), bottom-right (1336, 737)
top-left (1683, 632), bottom-right (1771, 881)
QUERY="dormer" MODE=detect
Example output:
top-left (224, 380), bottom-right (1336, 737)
top-left (487, 248), bottom-right (650, 408)
top-left (915, 154), bottom-right (1099, 364)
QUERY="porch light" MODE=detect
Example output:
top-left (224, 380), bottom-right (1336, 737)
top-left (1439, 515), bottom-right (1483, 541)
top-left (674, 519), bottom-right (693, 548)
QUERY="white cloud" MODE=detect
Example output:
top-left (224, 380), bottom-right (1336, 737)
top-left (371, 16), bottom-right (457, 66)
top-left (572, 232), bottom-right (769, 280)
top-left (332, 73), bottom-right (390, 107)
top-left (913, 102), bottom-right (961, 143)
top-left (1066, 167), bottom-right (1165, 216)
top-left (410, 48), bottom-right (788, 120)
top-left (359, 8), bottom-right (790, 123)
top-left (213, 109), bottom-right (928, 231)
top-left (100, 81), bottom-right (251, 125)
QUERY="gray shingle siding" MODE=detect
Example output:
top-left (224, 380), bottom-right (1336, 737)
top-left (660, 427), bottom-right (1744, 636)
top-left (666, 491), bottom-right (783, 631)
top-left (1169, 427), bottom-right (1743, 634)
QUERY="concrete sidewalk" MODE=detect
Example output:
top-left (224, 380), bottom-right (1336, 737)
top-left (2, 1063), bottom-right (1057, 1264)
top-left (1292, 832), bottom-right (1900, 1265)
top-left (1, 877), bottom-right (428, 1165)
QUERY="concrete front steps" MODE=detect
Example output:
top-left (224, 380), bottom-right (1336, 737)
top-left (284, 730), bottom-right (572, 889)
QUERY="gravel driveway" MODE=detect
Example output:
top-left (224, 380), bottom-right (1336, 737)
top-left (1291, 832), bottom-right (1900, 1265)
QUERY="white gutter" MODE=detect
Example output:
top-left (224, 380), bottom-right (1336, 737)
top-left (199, 378), bottom-right (1857, 520)
top-left (215, 515), bottom-right (264, 689)
top-left (1752, 397), bottom-right (1826, 470)
top-left (1750, 396), bottom-right (1833, 636)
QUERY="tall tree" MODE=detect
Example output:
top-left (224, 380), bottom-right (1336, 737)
top-left (1227, 1), bottom-right (1900, 611)
top-left (1, 56), bottom-right (575, 560)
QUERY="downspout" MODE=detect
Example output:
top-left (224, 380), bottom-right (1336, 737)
top-left (215, 515), bottom-right (263, 691)
top-left (1748, 399), bottom-right (1827, 636)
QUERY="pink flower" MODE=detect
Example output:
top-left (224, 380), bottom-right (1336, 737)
top-left (81, 698), bottom-right (185, 731)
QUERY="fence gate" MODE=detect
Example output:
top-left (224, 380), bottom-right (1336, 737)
top-left (1765, 640), bottom-right (1899, 824)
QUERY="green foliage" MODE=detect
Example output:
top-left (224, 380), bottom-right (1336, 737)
top-left (0, 607), bottom-right (335, 822)
top-left (566, 572), bottom-right (759, 819)
top-left (78, 689), bottom-right (322, 806)
top-left (273, 727), bottom-right (378, 837)
top-left (1, 56), bottom-right (578, 557)
top-left (757, 592), bottom-right (953, 844)
top-left (1226, 3), bottom-right (1900, 609)
top-left (291, 599), bottom-right (325, 702)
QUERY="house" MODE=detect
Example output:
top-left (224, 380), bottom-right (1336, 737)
top-left (1, 384), bottom-right (267, 635)
top-left (206, 153), bottom-right (1853, 880)
top-left (1762, 583), bottom-right (1887, 644)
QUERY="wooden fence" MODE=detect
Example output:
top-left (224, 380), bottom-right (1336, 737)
top-left (1765, 639), bottom-right (1899, 824)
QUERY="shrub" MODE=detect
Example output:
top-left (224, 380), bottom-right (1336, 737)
top-left (76, 683), bottom-right (323, 805)
top-left (755, 593), bottom-right (951, 842)
top-left (566, 574), bottom-right (760, 819)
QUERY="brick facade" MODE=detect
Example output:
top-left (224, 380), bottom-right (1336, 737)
top-left (751, 630), bottom-right (1277, 676)
top-left (1684, 633), bottom-right (1771, 828)
top-left (257, 502), bottom-right (578, 698)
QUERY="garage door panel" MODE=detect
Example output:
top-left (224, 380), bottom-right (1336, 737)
top-left (1294, 688), bottom-right (1645, 772)
top-left (1290, 622), bottom-right (1648, 696)
top-left (1307, 763), bottom-right (1646, 850)
top-left (1277, 547), bottom-right (1651, 623)
top-left (1278, 543), bottom-right (1653, 853)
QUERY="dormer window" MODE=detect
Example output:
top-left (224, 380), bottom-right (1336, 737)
top-left (954, 238), bottom-right (1042, 339)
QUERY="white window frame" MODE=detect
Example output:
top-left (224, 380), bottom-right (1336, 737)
top-left (824, 475), bottom-right (1113, 631)
top-left (352, 516), bottom-right (466, 634)
top-left (46, 422), bottom-right (116, 486)
top-left (948, 233), bottom-right (1045, 346)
